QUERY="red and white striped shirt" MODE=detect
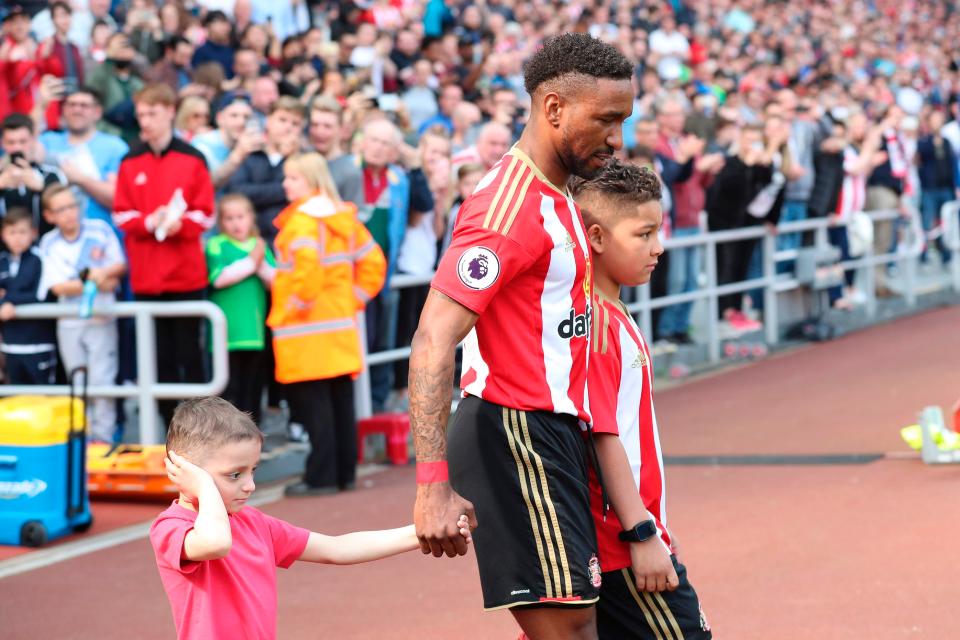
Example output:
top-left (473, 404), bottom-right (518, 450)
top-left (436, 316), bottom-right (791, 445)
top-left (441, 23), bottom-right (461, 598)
top-left (834, 145), bottom-right (866, 222)
top-left (587, 295), bottom-right (671, 571)
top-left (432, 147), bottom-right (593, 423)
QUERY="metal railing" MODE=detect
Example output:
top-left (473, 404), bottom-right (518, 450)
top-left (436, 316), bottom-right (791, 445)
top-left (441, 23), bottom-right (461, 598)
top-left (357, 206), bottom-right (959, 418)
top-left (0, 301), bottom-right (228, 445)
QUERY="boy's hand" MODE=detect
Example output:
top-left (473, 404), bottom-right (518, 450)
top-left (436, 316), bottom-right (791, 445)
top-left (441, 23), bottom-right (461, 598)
top-left (0, 302), bottom-right (14, 321)
top-left (165, 450), bottom-right (218, 504)
top-left (629, 537), bottom-right (679, 593)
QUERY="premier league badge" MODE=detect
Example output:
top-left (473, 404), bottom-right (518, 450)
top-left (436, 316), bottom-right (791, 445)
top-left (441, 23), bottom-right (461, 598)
top-left (457, 246), bottom-right (500, 290)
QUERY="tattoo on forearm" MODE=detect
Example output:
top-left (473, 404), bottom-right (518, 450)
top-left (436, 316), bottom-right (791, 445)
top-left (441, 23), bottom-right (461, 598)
top-left (409, 343), bottom-right (455, 463)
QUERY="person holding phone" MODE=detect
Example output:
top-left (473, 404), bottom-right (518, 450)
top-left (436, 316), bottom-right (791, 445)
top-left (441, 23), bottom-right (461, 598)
top-left (0, 113), bottom-right (65, 242)
top-left (36, 2), bottom-right (85, 134)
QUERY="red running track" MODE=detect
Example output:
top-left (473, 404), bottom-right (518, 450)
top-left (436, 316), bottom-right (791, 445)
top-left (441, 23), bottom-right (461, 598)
top-left (1, 306), bottom-right (958, 639)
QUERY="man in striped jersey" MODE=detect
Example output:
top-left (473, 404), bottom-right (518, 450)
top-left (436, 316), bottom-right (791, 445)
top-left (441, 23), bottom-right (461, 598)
top-left (572, 161), bottom-right (711, 639)
top-left (409, 34), bottom-right (634, 639)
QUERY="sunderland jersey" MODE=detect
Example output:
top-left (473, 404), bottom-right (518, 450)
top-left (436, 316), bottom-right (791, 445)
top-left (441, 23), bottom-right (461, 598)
top-left (588, 294), bottom-right (671, 571)
top-left (432, 147), bottom-right (593, 424)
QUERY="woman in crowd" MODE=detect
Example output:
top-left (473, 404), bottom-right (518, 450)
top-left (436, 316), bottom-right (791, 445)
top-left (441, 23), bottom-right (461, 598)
top-left (269, 152), bottom-right (386, 496)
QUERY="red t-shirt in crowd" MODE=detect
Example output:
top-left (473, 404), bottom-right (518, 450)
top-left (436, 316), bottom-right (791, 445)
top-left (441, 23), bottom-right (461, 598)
top-left (588, 295), bottom-right (672, 572)
top-left (431, 147), bottom-right (593, 423)
top-left (150, 501), bottom-right (309, 640)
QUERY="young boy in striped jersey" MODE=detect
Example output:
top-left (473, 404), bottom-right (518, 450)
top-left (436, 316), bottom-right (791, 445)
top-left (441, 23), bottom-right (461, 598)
top-left (572, 161), bottom-right (711, 639)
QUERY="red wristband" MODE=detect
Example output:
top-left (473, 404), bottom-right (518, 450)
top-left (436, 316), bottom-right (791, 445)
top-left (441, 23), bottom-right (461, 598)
top-left (416, 461), bottom-right (449, 484)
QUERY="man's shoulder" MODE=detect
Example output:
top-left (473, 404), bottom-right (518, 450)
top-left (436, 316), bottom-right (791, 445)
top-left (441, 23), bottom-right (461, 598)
top-left (121, 140), bottom-right (152, 163)
top-left (90, 131), bottom-right (129, 154)
top-left (167, 138), bottom-right (209, 167)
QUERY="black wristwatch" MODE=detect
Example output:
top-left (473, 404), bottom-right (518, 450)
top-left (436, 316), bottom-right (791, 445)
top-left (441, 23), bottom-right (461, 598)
top-left (618, 519), bottom-right (658, 543)
top-left (78, 267), bottom-right (90, 282)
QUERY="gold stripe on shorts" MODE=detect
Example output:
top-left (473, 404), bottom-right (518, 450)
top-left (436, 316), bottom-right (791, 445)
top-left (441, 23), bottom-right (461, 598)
top-left (517, 410), bottom-right (572, 598)
top-left (654, 592), bottom-right (685, 639)
top-left (510, 409), bottom-right (565, 597)
top-left (622, 568), bottom-right (670, 640)
top-left (501, 407), bottom-right (554, 598)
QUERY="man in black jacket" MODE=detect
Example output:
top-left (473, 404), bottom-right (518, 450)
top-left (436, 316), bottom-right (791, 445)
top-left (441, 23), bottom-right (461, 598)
top-left (224, 97), bottom-right (305, 244)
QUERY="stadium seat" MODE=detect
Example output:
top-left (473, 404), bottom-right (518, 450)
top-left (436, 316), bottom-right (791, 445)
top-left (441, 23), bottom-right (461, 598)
top-left (357, 413), bottom-right (411, 465)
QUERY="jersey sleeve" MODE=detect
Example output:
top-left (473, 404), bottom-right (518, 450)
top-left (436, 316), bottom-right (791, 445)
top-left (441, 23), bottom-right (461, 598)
top-left (588, 307), bottom-right (623, 436)
top-left (149, 512), bottom-right (201, 575)
top-left (260, 510), bottom-right (310, 569)
top-left (431, 195), bottom-right (538, 315)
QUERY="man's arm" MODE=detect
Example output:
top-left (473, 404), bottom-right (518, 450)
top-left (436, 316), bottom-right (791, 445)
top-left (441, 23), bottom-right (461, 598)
top-left (594, 433), bottom-right (678, 593)
top-left (410, 289), bottom-right (479, 558)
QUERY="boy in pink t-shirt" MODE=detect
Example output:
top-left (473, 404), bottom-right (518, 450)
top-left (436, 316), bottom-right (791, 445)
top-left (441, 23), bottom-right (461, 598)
top-left (150, 397), bottom-right (471, 640)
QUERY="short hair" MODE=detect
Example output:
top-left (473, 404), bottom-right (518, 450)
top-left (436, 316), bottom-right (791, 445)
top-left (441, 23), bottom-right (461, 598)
top-left (166, 397), bottom-right (263, 461)
top-left (569, 159), bottom-right (662, 229)
top-left (523, 33), bottom-right (633, 96)
top-left (66, 85), bottom-right (104, 107)
top-left (50, 1), bottom-right (72, 16)
top-left (164, 35), bottom-right (191, 53)
top-left (310, 95), bottom-right (343, 119)
top-left (271, 96), bottom-right (306, 119)
top-left (134, 83), bottom-right (177, 107)
top-left (2, 113), bottom-right (34, 135)
top-left (457, 162), bottom-right (485, 181)
top-left (2, 207), bottom-right (33, 229)
top-left (41, 183), bottom-right (73, 211)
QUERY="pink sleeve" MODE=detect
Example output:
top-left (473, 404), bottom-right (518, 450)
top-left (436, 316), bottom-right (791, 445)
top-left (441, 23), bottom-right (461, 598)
top-left (431, 198), bottom-right (537, 315)
top-left (262, 513), bottom-right (310, 569)
top-left (149, 513), bottom-right (200, 575)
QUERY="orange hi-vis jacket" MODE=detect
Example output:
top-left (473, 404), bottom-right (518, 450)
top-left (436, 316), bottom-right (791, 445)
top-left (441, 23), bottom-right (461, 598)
top-left (267, 193), bottom-right (386, 384)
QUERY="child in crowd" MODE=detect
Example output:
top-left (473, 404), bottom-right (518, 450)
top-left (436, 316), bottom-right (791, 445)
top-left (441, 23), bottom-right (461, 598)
top-left (0, 207), bottom-right (57, 384)
top-left (571, 161), bottom-right (711, 639)
top-left (206, 194), bottom-right (275, 424)
top-left (441, 162), bottom-right (485, 254)
top-left (39, 184), bottom-right (126, 443)
top-left (151, 397), bottom-right (471, 640)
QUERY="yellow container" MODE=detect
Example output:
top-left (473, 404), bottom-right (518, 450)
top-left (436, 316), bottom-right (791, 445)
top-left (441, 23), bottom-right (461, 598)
top-left (0, 397), bottom-right (85, 446)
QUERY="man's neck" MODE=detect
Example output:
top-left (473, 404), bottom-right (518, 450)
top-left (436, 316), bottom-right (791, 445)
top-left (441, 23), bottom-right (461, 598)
top-left (147, 132), bottom-right (173, 155)
top-left (67, 127), bottom-right (95, 145)
top-left (516, 128), bottom-right (569, 190)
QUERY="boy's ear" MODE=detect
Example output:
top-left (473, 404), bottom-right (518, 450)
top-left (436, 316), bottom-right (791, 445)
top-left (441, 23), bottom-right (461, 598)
top-left (587, 223), bottom-right (605, 254)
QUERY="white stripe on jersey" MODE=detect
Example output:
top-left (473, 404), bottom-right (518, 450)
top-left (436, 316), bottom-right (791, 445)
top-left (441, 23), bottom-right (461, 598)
top-left (538, 194), bottom-right (578, 417)
top-left (461, 327), bottom-right (490, 398)
top-left (621, 312), bottom-right (671, 546)
top-left (567, 195), bottom-right (592, 428)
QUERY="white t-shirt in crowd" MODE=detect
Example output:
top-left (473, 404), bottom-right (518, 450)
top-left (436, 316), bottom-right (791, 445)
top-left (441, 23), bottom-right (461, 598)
top-left (396, 211), bottom-right (438, 276)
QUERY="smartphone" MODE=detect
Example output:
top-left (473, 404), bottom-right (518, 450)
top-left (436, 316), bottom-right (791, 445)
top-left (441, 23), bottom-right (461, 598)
top-left (378, 93), bottom-right (400, 112)
top-left (9, 151), bottom-right (25, 165)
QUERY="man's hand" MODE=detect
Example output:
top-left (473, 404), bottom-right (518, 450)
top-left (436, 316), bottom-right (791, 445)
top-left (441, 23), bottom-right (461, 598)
top-left (165, 450), bottom-right (218, 505)
top-left (146, 206), bottom-right (167, 232)
top-left (13, 158), bottom-right (43, 192)
top-left (676, 134), bottom-right (705, 163)
top-left (0, 302), bottom-right (15, 322)
top-left (629, 537), bottom-right (679, 593)
top-left (414, 481), bottom-right (477, 558)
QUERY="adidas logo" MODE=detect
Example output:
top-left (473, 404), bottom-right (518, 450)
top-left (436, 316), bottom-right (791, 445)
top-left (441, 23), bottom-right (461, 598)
top-left (564, 233), bottom-right (575, 252)
top-left (631, 352), bottom-right (647, 368)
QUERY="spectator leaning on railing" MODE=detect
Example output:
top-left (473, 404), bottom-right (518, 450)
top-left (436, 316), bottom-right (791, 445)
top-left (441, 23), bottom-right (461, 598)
top-left (112, 83), bottom-right (214, 429)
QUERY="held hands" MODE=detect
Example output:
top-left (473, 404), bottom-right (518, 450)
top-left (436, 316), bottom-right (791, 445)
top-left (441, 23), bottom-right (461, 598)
top-left (414, 482), bottom-right (477, 558)
top-left (249, 238), bottom-right (266, 265)
top-left (629, 537), bottom-right (680, 593)
top-left (165, 450), bottom-right (219, 506)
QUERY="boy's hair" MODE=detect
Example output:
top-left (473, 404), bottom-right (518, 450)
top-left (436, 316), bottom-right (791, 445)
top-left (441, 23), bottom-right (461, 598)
top-left (134, 83), bottom-right (177, 108)
top-left (166, 397), bottom-right (264, 461)
top-left (217, 193), bottom-right (259, 236)
top-left (271, 96), bottom-right (306, 120)
top-left (41, 183), bottom-right (73, 212)
top-left (2, 207), bottom-right (34, 229)
top-left (569, 160), bottom-right (662, 229)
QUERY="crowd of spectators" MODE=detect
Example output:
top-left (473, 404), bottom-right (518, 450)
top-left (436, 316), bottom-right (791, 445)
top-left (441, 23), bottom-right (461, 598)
top-left (1, 0), bottom-right (959, 455)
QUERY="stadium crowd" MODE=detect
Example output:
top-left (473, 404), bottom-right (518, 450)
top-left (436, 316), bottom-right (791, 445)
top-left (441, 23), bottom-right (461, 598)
top-left (0, 0), bottom-right (958, 488)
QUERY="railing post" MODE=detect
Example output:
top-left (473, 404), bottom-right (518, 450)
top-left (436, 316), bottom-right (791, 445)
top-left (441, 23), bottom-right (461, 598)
top-left (902, 212), bottom-right (917, 309)
top-left (354, 310), bottom-right (373, 420)
top-left (862, 221), bottom-right (877, 318)
top-left (762, 231), bottom-right (778, 346)
top-left (638, 282), bottom-right (653, 343)
top-left (705, 236), bottom-right (720, 364)
top-left (135, 307), bottom-right (159, 445)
